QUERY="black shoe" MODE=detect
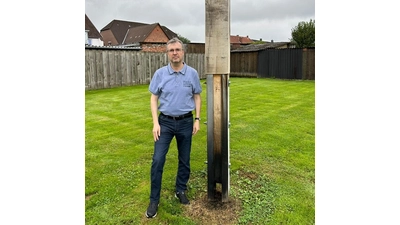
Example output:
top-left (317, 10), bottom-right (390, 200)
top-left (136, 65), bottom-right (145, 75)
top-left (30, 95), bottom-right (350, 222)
top-left (145, 202), bottom-right (158, 218)
top-left (175, 191), bottom-right (190, 204)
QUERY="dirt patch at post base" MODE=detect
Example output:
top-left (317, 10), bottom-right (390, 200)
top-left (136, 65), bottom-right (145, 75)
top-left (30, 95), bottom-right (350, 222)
top-left (183, 190), bottom-right (242, 225)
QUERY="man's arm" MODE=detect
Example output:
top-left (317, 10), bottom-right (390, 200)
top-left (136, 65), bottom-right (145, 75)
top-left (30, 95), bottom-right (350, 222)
top-left (150, 94), bottom-right (160, 141)
top-left (192, 93), bottom-right (201, 135)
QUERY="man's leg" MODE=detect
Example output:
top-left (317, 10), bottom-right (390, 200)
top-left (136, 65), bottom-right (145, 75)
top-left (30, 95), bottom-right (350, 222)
top-left (146, 116), bottom-right (175, 218)
top-left (175, 117), bottom-right (193, 193)
top-left (149, 116), bottom-right (175, 203)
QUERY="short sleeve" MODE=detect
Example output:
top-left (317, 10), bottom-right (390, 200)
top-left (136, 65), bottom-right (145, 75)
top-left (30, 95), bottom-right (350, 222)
top-left (149, 72), bottom-right (161, 95)
top-left (192, 73), bottom-right (202, 94)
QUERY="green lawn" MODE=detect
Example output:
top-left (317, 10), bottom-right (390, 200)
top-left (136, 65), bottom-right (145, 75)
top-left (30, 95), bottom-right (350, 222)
top-left (85, 77), bottom-right (315, 224)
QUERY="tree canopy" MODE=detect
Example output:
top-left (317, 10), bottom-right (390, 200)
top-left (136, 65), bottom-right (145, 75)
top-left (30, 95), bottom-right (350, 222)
top-left (177, 34), bottom-right (191, 44)
top-left (290, 19), bottom-right (315, 48)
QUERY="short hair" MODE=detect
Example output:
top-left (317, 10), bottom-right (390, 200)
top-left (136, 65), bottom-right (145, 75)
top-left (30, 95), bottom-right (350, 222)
top-left (166, 37), bottom-right (184, 51)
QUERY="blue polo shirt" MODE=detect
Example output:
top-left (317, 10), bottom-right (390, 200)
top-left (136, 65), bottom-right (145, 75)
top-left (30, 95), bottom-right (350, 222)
top-left (149, 63), bottom-right (202, 116)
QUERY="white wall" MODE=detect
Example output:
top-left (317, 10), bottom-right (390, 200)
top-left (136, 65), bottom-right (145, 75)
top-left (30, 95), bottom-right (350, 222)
top-left (89, 38), bottom-right (104, 46)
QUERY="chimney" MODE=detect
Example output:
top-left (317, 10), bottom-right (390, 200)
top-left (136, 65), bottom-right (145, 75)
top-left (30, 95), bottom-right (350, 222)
top-left (271, 40), bottom-right (274, 43)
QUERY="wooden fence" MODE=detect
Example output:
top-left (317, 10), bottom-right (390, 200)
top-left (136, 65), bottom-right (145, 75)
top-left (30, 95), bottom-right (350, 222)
top-left (301, 48), bottom-right (315, 80)
top-left (85, 49), bottom-right (205, 90)
top-left (85, 47), bottom-right (314, 90)
top-left (230, 51), bottom-right (258, 77)
top-left (231, 48), bottom-right (315, 79)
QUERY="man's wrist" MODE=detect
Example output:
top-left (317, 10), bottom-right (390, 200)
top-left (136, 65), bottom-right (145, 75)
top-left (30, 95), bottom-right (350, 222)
top-left (194, 117), bottom-right (200, 121)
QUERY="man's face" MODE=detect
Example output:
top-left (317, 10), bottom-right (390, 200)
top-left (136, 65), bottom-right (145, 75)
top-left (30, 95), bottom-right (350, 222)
top-left (167, 42), bottom-right (184, 63)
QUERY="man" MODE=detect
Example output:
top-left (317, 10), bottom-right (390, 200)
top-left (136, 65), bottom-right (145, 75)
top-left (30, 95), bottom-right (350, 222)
top-left (146, 37), bottom-right (202, 218)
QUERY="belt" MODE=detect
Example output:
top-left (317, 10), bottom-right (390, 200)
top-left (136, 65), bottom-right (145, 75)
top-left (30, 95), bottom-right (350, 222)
top-left (160, 112), bottom-right (192, 120)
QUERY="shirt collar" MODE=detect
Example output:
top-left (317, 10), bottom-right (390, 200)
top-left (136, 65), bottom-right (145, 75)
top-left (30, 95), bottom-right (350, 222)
top-left (167, 62), bottom-right (187, 75)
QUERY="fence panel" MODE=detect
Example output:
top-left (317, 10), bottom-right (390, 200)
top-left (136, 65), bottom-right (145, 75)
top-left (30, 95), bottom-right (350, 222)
top-left (85, 50), bottom-right (90, 90)
top-left (302, 48), bottom-right (315, 80)
top-left (230, 52), bottom-right (258, 77)
top-left (85, 47), bottom-right (314, 90)
top-left (85, 49), bottom-right (207, 90)
top-left (102, 51), bottom-right (110, 89)
top-left (258, 48), bottom-right (304, 79)
top-left (186, 53), bottom-right (206, 79)
top-left (109, 51), bottom-right (116, 88)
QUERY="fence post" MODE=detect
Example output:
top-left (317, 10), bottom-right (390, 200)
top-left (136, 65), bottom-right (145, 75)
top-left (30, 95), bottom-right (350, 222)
top-left (205, 0), bottom-right (231, 202)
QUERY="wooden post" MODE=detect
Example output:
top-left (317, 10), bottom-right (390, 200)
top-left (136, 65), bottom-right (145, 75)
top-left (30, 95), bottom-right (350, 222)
top-left (205, 0), bottom-right (230, 202)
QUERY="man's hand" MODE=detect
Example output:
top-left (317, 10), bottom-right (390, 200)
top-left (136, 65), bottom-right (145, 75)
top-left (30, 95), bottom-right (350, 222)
top-left (192, 120), bottom-right (200, 135)
top-left (153, 123), bottom-right (161, 141)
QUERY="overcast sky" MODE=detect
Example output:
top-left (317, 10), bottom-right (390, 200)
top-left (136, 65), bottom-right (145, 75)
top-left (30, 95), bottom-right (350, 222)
top-left (85, 0), bottom-right (314, 43)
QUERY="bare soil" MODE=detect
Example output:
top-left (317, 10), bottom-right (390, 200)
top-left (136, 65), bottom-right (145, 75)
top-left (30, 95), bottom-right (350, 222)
top-left (183, 190), bottom-right (242, 225)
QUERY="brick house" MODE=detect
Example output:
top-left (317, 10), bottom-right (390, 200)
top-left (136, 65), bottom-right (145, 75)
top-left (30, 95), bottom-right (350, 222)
top-left (100, 19), bottom-right (178, 52)
top-left (230, 35), bottom-right (254, 49)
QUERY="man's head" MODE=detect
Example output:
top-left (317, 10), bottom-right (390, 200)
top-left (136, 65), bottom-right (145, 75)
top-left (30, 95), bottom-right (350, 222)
top-left (166, 37), bottom-right (184, 64)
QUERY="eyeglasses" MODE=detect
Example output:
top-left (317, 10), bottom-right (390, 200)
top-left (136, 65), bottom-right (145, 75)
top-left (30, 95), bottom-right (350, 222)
top-left (167, 48), bottom-right (182, 53)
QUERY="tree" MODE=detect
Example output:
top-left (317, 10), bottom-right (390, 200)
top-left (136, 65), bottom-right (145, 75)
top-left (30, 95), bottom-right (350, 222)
top-left (290, 19), bottom-right (315, 48)
top-left (177, 34), bottom-right (191, 44)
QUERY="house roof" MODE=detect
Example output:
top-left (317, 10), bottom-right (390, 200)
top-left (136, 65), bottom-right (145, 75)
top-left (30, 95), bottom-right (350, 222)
top-left (161, 26), bottom-right (178, 40)
top-left (230, 35), bottom-right (253, 44)
top-left (101, 19), bottom-right (149, 44)
top-left (123, 23), bottom-right (160, 44)
top-left (85, 14), bottom-right (102, 39)
top-left (85, 45), bottom-right (141, 51)
top-left (231, 42), bottom-right (293, 52)
top-left (101, 19), bottom-right (177, 44)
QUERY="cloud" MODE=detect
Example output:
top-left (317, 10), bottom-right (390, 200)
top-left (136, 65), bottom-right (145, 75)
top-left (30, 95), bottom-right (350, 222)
top-left (85, 0), bottom-right (314, 42)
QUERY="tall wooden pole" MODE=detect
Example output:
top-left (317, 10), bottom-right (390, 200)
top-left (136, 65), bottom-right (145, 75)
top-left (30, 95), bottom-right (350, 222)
top-left (205, 0), bottom-right (230, 202)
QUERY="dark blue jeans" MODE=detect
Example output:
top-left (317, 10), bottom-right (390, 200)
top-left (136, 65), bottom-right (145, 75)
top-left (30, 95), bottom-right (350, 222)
top-left (150, 114), bottom-right (193, 203)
